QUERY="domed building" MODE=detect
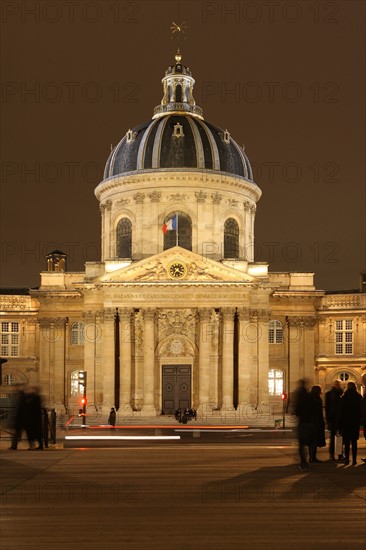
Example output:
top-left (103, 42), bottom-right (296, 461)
top-left (97, 51), bottom-right (258, 266)
top-left (1, 53), bottom-right (365, 421)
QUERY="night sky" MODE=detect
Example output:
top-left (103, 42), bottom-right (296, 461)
top-left (1, 0), bottom-right (365, 291)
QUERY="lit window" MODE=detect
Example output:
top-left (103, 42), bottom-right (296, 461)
top-left (269, 320), bottom-right (283, 344)
top-left (71, 322), bottom-right (84, 345)
top-left (268, 369), bottom-right (284, 396)
top-left (70, 370), bottom-right (85, 397)
top-left (1, 322), bottom-right (20, 357)
top-left (335, 320), bottom-right (353, 355)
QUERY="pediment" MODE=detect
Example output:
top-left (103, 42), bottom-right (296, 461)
top-left (98, 247), bottom-right (256, 284)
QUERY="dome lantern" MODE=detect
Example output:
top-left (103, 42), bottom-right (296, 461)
top-left (153, 50), bottom-right (203, 119)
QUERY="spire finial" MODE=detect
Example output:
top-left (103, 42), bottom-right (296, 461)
top-left (175, 49), bottom-right (182, 63)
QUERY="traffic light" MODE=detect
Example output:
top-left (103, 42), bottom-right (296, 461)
top-left (281, 393), bottom-right (287, 401)
top-left (78, 371), bottom-right (87, 426)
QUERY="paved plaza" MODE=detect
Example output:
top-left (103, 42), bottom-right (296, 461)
top-left (1, 435), bottom-right (365, 550)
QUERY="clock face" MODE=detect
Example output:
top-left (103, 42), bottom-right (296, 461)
top-left (167, 260), bottom-right (187, 279)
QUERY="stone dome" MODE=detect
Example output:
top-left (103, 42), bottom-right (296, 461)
top-left (103, 51), bottom-right (254, 182)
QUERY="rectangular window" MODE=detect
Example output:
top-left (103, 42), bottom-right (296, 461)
top-left (335, 320), bottom-right (353, 355)
top-left (1, 321), bottom-right (20, 357)
top-left (71, 322), bottom-right (84, 345)
top-left (269, 321), bottom-right (283, 344)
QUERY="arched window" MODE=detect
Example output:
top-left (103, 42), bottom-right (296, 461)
top-left (224, 218), bottom-right (239, 259)
top-left (116, 218), bottom-right (132, 258)
top-left (269, 320), bottom-right (283, 344)
top-left (175, 84), bottom-right (182, 102)
top-left (268, 369), bottom-right (284, 396)
top-left (163, 212), bottom-right (192, 251)
top-left (71, 322), bottom-right (84, 345)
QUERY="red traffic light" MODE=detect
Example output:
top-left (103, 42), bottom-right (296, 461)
top-left (281, 393), bottom-right (287, 400)
top-left (81, 397), bottom-right (87, 405)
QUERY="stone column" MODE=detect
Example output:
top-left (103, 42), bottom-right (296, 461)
top-left (237, 307), bottom-right (252, 405)
top-left (83, 311), bottom-right (99, 408)
top-left (303, 317), bottom-right (317, 382)
top-left (221, 307), bottom-right (235, 410)
top-left (257, 309), bottom-right (270, 405)
top-left (209, 310), bottom-right (220, 408)
top-left (198, 308), bottom-right (211, 409)
top-left (52, 318), bottom-right (67, 411)
top-left (102, 308), bottom-right (116, 412)
top-left (119, 308), bottom-right (133, 411)
top-left (39, 318), bottom-right (51, 407)
top-left (249, 204), bottom-right (256, 262)
top-left (211, 193), bottom-right (223, 258)
top-left (133, 193), bottom-right (145, 260)
top-left (287, 317), bottom-right (303, 395)
top-left (148, 192), bottom-right (161, 256)
top-left (142, 309), bottom-right (156, 414)
top-left (100, 200), bottom-right (112, 260)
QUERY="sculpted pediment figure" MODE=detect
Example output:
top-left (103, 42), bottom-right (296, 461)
top-left (97, 247), bottom-right (257, 284)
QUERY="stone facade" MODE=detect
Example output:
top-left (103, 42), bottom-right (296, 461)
top-left (1, 53), bottom-right (365, 417)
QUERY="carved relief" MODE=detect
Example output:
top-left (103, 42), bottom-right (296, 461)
top-left (134, 260), bottom-right (166, 281)
top-left (211, 192), bottom-right (223, 205)
top-left (195, 191), bottom-right (207, 203)
top-left (159, 336), bottom-right (194, 357)
top-left (210, 310), bottom-right (220, 354)
top-left (148, 191), bottom-right (161, 203)
top-left (114, 198), bottom-right (131, 208)
top-left (169, 193), bottom-right (188, 201)
top-left (187, 261), bottom-right (222, 281)
top-left (133, 192), bottom-right (145, 204)
top-left (158, 309), bottom-right (195, 339)
top-left (227, 199), bottom-right (239, 207)
top-left (134, 310), bottom-right (143, 356)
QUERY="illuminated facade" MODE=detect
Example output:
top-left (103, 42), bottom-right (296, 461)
top-left (1, 54), bottom-right (365, 418)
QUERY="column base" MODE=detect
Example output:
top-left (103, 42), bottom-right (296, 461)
top-left (140, 405), bottom-right (157, 416)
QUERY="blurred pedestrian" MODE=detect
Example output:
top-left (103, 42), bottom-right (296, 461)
top-left (294, 379), bottom-right (312, 471)
top-left (360, 391), bottom-right (366, 463)
top-left (338, 382), bottom-right (362, 465)
top-left (108, 407), bottom-right (116, 429)
top-left (325, 379), bottom-right (344, 461)
top-left (308, 385), bottom-right (326, 463)
top-left (9, 386), bottom-right (26, 450)
top-left (23, 386), bottom-right (44, 450)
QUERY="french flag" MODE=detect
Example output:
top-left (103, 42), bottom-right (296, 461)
top-left (162, 215), bottom-right (177, 234)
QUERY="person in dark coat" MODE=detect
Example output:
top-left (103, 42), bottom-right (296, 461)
top-left (294, 379), bottom-right (313, 471)
top-left (325, 379), bottom-right (344, 461)
top-left (23, 386), bottom-right (44, 450)
top-left (338, 382), bottom-right (362, 465)
top-left (9, 387), bottom-right (26, 450)
top-left (360, 391), bottom-right (366, 463)
top-left (108, 407), bottom-right (116, 429)
top-left (308, 385), bottom-right (326, 463)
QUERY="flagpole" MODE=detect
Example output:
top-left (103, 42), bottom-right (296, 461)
top-left (176, 212), bottom-right (178, 246)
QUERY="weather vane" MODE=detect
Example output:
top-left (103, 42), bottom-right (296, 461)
top-left (170, 21), bottom-right (187, 40)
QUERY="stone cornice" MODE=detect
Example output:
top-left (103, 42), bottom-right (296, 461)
top-left (95, 170), bottom-right (261, 203)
